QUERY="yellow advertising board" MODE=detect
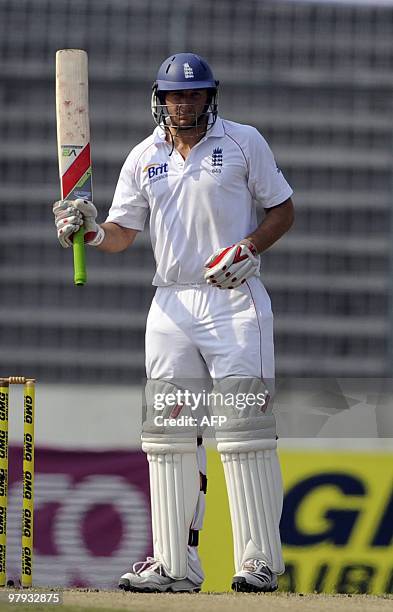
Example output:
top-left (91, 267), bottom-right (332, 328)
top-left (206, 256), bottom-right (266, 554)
top-left (199, 448), bottom-right (393, 594)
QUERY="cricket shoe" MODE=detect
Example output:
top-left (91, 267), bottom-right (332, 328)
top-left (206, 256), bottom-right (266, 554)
top-left (118, 557), bottom-right (202, 593)
top-left (231, 558), bottom-right (278, 593)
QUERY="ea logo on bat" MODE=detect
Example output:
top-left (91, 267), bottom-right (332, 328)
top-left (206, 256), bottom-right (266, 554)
top-left (61, 145), bottom-right (82, 158)
top-left (144, 162), bottom-right (169, 183)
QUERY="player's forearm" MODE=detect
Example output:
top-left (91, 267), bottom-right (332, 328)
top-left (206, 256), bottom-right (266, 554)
top-left (96, 222), bottom-right (139, 253)
top-left (246, 198), bottom-right (294, 254)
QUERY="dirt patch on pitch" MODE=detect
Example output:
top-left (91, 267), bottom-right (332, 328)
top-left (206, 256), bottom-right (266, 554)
top-left (62, 590), bottom-right (393, 612)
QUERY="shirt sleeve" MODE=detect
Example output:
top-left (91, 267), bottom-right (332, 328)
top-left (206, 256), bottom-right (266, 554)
top-left (105, 153), bottom-right (149, 231)
top-left (247, 128), bottom-right (293, 209)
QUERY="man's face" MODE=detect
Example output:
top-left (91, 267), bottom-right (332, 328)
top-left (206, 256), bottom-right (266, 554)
top-left (164, 89), bottom-right (209, 128)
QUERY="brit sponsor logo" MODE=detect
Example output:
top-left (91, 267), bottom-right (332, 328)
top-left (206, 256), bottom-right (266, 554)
top-left (211, 147), bottom-right (223, 173)
top-left (183, 62), bottom-right (194, 79)
top-left (144, 162), bottom-right (169, 184)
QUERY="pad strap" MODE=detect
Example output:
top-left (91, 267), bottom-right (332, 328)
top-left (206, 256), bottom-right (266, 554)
top-left (188, 530), bottom-right (199, 546)
top-left (188, 443), bottom-right (207, 547)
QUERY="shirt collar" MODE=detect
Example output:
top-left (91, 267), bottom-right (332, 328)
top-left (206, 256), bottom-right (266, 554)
top-left (153, 116), bottom-right (224, 145)
top-left (206, 116), bottom-right (225, 139)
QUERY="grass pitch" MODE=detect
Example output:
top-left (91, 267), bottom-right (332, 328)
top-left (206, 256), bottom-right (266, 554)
top-left (0, 590), bottom-right (393, 612)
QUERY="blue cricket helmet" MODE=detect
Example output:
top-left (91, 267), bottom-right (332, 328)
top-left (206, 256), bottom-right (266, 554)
top-left (151, 52), bottom-right (219, 132)
top-left (154, 52), bottom-right (219, 92)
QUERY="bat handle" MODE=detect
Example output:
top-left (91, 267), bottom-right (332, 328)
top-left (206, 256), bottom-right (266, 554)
top-left (73, 227), bottom-right (87, 286)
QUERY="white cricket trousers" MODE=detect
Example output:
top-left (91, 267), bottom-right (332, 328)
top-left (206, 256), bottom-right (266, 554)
top-left (145, 277), bottom-right (275, 381)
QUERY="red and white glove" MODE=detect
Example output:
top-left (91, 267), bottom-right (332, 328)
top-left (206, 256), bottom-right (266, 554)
top-left (53, 199), bottom-right (105, 248)
top-left (204, 239), bottom-right (260, 289)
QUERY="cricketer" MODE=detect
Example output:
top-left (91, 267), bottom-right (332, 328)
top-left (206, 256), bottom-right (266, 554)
top-left (53, 52), bottom-right (294, 593)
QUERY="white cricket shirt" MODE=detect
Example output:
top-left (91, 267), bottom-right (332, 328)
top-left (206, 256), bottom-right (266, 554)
top-left (106, 117), bottom-right (293, 286)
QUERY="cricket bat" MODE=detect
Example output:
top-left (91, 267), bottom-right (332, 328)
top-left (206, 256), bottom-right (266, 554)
top-left (56, 49), bottom-right (92, 286)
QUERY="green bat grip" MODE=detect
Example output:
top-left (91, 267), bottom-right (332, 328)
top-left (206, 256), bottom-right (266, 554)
top-left (73, 227), bottom-right (87, 286)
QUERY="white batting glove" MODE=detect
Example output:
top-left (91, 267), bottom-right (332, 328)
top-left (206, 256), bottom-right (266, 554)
top-left (53, 199), bottom-right (104, 248)
top-left (204, 239), bottom-right (260, 289)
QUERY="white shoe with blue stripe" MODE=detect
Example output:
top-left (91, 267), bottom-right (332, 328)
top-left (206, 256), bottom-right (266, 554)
top-left (118, 557), bottom-right (202, 593)
top-left (232, 558), bottom-right (278, 592)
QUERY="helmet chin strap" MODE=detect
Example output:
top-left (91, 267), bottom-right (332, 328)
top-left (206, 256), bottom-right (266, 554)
top-left (152, 93), bottom-right (217, 155)
top-left (165, 109), bottom-right (208, 155)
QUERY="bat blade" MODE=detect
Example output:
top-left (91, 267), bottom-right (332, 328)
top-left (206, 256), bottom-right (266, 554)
top-left (56, 49), bottom-right (92, 286)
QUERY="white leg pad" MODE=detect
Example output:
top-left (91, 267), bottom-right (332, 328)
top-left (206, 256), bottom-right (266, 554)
top-left (219, 439), bottom-right (284, 574)
top-left (190, 443), bottom-right (207, 532)
top-left (142, 439), bottom-right (200, 580)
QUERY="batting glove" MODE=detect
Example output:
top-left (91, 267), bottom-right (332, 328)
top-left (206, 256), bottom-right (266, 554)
top-left (53, 199), bottom-right (104, 248)
top-left (204, 239), bottom-right (260, 289)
